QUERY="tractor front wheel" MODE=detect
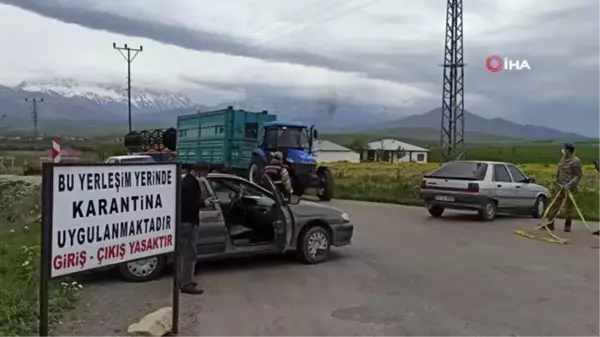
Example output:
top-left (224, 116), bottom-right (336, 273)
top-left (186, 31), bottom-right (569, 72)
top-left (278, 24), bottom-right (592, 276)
top-left (316, 167), bottom-right (334, 201)
top-left (248, 156), bottom-right (264, 184)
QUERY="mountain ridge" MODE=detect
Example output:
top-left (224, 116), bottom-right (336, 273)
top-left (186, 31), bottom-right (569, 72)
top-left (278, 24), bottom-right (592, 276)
top-left (0, 78), bottom-right (591, 141)
top-left (325, 108), bottom-right (590, 141)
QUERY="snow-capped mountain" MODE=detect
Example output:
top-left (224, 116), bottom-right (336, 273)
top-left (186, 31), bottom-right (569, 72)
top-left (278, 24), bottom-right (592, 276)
top-left (15, 79), bottom-right (194, 111)
top-left (0, 78), bottom-right (202, 134)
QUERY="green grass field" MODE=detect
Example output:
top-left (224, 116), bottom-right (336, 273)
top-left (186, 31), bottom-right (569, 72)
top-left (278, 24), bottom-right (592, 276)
top-left (0, 181), bottom-right (82, 335)
top-left (427, 143), bottom-right (599, 164)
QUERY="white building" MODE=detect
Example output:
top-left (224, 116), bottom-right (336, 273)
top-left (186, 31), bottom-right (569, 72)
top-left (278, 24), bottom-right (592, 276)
top-left (313, 140), bottom-right (360, 163)
top-left (362, 139), bottom-right (430, 163)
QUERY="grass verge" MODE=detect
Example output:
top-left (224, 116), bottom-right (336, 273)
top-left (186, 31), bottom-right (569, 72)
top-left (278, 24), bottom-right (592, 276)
top-left (0, 180), bottom-right (82, 336)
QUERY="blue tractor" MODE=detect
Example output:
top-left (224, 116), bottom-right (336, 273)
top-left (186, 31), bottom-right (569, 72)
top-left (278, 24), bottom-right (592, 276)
top-left (248, 121), bottom-right (334, 201)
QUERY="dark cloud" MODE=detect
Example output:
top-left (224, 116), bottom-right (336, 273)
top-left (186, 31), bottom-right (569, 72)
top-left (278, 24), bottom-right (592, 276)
top-left (0, 0), bottom-right (374, 78)
top-left (1, 0), bottom-right (598, 136)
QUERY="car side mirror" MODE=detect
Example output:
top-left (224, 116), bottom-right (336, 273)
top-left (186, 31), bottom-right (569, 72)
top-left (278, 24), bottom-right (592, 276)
top-left (528, 178), bottom-right (535, 184)
top-left (313, 129), bottom-right (318, 139)
top-left (288, 195), bottom-right (300, 205)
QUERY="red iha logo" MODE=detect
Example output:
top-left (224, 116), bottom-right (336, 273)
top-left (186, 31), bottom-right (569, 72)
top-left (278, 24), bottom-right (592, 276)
top-left (486, 55), bottom-right (531, 72)
top-left (486, 55), bottom-right (503, 72)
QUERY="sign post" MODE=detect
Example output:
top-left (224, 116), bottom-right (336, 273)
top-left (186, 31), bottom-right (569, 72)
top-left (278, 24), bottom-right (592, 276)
top-left (39, 163), bottom-right (181, 336)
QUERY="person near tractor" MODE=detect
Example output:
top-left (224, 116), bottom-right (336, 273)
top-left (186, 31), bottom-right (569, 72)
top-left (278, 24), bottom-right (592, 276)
top-left (593, 160), bottom-right (599, 236)
top-left (179, 164), bottom-right (218, 295)
top-left (545, 143), bottom-right (582, 232)
top-left (264, 151), bottom-right (294, 198)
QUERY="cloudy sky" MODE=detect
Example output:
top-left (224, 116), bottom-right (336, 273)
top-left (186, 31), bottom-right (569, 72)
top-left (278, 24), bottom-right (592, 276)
top-left (0, 0), bottom-right (598, 136)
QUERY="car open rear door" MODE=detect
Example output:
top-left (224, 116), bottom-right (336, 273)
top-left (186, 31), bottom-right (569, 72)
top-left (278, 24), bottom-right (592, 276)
top-left (260, 173), bottom-right (294, 253)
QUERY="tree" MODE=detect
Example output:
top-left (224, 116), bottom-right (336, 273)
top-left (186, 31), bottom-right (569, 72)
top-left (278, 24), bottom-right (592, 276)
top-left (95, 142), bottom-right (128, 160)
top-left (396, 146), bottom-right (407, 162)
top-left (347, 138), bottom-right (369, 152)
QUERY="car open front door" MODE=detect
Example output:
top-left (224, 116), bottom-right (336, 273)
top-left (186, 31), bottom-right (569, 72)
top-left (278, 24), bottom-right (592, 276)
top-left (260, 173), bottom-right (294, 252)
top-left (196, 177), bottom-right (227, 254)
top-left (506, 164), bottom-right (535, 208)
top-left (492, 164), bottom-right (519, 208)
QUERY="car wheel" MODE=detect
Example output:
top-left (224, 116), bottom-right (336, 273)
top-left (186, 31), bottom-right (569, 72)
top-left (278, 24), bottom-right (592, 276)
top-left (298, 226), bottom-right (331, 264)
top-left (428, 206), bottom-right (445, 218)
top-left (118, 256), bottom-right (166, 282)
top-left (478, 200), bottom-right (496, 221)
top-left (532, 196), bottom-right (546, 219)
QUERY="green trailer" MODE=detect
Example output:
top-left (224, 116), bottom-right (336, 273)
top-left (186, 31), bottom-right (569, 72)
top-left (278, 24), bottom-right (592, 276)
top-left (175, 106), bottom-right (276, 175)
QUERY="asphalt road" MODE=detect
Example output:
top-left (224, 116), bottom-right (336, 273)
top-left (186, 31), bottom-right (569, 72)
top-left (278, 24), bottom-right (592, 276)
top-left (53, 199), bottom-right (599, 336)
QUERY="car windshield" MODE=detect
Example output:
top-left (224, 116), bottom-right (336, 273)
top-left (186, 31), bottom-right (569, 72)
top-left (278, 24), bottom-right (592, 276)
top-left (265, 126), bottom-right (309, 149)
top-left (429, 161), bottom-right (488, 180)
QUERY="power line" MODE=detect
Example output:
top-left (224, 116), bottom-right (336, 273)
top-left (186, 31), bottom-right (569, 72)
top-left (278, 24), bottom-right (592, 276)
top-left (113, 43), bottom-right (143, 132)
top-left (202, 0), bottom-right (376, 70)
top-left (25, 98), bottom-right (43, 139)
top-left (254, 0), bottom-right (382, 48)
top-left (248, 0), bottom-right (348, 38)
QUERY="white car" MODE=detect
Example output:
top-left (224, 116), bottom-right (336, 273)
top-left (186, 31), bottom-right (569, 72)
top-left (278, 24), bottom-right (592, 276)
top-left (104, 155), bottom-right (155, 164)
top-left (419, 160), bottom-right (550, 221)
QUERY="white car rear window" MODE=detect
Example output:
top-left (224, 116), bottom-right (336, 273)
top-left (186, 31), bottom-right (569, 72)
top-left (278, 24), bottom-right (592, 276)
top-left (430, 162), bottom-right (488, 180)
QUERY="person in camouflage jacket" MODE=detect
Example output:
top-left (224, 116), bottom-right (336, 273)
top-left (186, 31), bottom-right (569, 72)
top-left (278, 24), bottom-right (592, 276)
top-left (264, 151), bottom-right (294, 198)
top-left (545, 143), bottom-right (582, 232)
top-left (593, 161), bottom-right (599, 236)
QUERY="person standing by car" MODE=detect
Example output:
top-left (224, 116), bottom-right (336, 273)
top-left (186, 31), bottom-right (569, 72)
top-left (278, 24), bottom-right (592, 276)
top-left (593, 161), bottom-right (599, 236)
top-left (179, 164), bottom-right (217, 295)
top-left (545, 143), bottom-right (582, 232)
top-left (264, 151), bottom-right (293, 199)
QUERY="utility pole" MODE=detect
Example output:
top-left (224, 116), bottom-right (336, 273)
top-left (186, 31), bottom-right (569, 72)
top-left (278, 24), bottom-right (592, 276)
top-left (25, 98), bottom-right (43, 139)
top-left (113, 43), bottom-right (143, 132)
top-left (440, 0), bottom-right (465, 162)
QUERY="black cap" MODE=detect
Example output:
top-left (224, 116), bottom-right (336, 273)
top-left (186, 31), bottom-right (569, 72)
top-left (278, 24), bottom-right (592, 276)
top-left (563, 143), bottom-right (575, 152)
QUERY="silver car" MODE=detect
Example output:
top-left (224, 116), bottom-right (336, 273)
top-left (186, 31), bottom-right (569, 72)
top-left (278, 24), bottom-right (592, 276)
top-left (419, 160), bottom-right (549, 221)
top-left (118, 173), bottom-right (354, 282)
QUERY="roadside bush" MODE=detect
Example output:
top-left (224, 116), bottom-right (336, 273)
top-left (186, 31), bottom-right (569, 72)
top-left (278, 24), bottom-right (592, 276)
top-left (22, 162), bottom-right (42, 176)
top-left (0, 180), bottom-right (82, 336)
